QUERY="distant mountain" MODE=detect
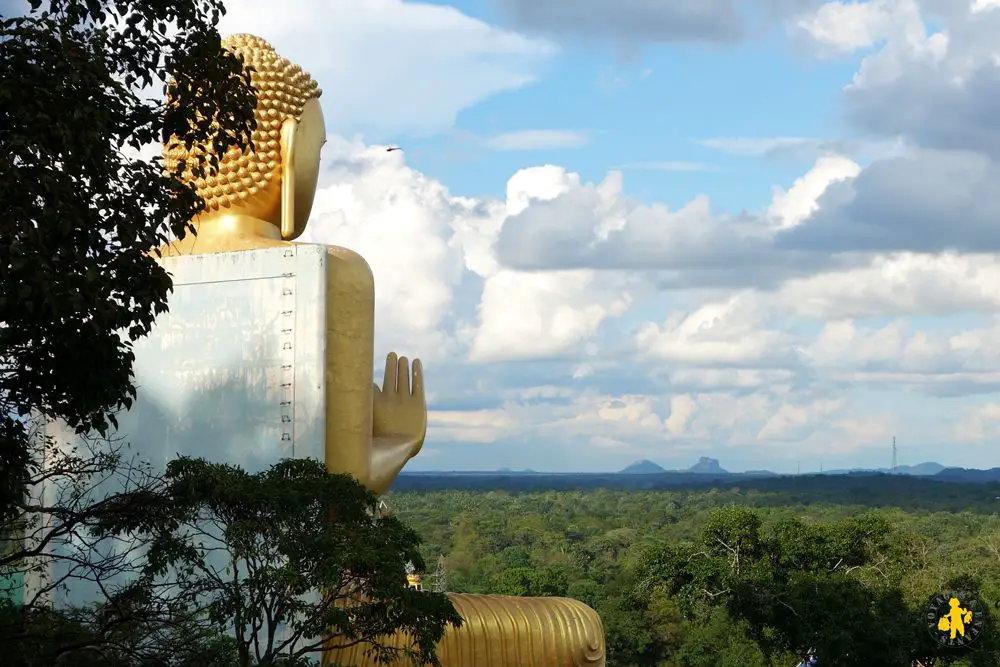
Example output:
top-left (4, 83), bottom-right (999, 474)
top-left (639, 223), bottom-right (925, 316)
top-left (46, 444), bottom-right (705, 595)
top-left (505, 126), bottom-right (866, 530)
top-left (689, 457), bottom-right (727, 474)
top-left (619, 458), bottom-right (732, 475)
top-left (898, 462), bottom-right (946, 476)
top-left (405, 460), bottom-right (958, 479)
top-left (935, 467), bottom-right (1000, 483)
top-left (818, 462), bottom-right (945, 476)
top-left (619, 459), bottom-right (667, 475)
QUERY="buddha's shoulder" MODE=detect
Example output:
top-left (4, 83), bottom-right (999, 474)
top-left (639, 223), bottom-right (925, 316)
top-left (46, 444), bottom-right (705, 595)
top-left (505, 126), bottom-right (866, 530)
top-left (321, 244), bottom-right (370, 264)
top-left (292, 242), bottom-right (374, 279)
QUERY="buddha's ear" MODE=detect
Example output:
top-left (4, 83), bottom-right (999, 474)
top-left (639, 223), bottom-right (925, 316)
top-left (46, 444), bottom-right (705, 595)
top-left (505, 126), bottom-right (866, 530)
top-left (279, 117), bottom-right (298, 240)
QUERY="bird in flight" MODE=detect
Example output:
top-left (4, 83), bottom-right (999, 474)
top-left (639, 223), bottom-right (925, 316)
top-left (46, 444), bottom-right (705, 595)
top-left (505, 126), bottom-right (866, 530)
top-left (386, 146), bottom-right (402, 152)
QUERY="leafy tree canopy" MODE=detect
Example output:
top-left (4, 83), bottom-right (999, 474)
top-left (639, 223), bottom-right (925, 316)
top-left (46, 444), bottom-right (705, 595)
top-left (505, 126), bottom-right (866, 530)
top-left (96, 457), bottom-right (463, 667)
top-left (0, 0), bottom-right (258, 519)
top-left (491, 564), bottom-right (569, 598)
top-left (634, 505), bottom-right (980, 667)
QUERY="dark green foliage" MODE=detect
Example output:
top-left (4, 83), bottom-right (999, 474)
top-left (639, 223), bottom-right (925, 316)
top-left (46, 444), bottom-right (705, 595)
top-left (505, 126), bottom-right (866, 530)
top-left (491, 564), bottom-right (569, 597)
top-left (0, 0), bottom-right (257, 519)
top-left (635, 506), bottom-right (932, 666)
top-left (389, 473), bottom-right (1000, 514)
top-left (2, 455), bottom-right (462, 666)
top-left (0, 594), bottom-right (240, 667)
top-left (0, 601), bottom-right (119, 667)
top-left (665, 609), bottom-right (770, 667)
top-left (96, 457), bottom-right (462, 667)
top-left (390, 487), bottom-right (1000, 667)
top-left (598, 595), bottom-right (661, 666)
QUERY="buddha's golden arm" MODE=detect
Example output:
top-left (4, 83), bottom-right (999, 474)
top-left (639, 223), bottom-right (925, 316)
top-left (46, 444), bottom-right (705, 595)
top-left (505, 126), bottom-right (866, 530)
top-left (323, 246), bottom-right (376, 486)
top-left (322, 247), bottom-right (426, 495)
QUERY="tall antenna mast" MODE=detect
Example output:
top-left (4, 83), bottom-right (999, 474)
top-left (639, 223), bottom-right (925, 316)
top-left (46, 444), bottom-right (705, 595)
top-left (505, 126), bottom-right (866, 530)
top-left (891, 436), bottom-right (897, 473)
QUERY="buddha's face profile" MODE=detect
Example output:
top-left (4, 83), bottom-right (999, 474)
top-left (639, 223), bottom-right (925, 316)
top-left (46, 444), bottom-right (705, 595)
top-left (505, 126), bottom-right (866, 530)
top-left (163, 34), bottom-right (324, 241)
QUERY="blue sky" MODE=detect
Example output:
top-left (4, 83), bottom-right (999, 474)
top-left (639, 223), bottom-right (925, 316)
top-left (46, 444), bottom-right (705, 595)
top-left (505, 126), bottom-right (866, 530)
top-left (200, 0), bottom-right (1000, 472)
top-left (407, 1), bottom-right (860, 209)
top-left (204, 0), bottom-right (1000, 473)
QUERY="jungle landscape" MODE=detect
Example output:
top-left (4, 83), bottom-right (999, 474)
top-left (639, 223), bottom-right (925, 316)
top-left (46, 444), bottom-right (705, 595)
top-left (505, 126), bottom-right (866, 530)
top-left (6, 1), bottom-right (1000, 667)
top-left (386, 467), bottom-right (1000, 667)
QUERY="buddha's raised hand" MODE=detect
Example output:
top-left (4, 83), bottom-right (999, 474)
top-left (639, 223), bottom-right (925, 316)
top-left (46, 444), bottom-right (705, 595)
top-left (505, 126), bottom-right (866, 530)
top-left (369, 352), bottom-right (427, 495)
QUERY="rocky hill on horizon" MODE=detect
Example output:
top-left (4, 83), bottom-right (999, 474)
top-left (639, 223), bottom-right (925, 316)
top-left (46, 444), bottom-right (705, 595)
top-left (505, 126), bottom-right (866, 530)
top-left (402, 458), bottom-right (973, 479)
top-left (614, 457), bottom-right (956, 478)
top-left (619, 457), bottom-right (730, 475)
top-left (688, 456), bottom-right (727, 474)
top-left (818, 461), bottom-right (945, 476)
top-left (618, 459), bottom-right (668, 474)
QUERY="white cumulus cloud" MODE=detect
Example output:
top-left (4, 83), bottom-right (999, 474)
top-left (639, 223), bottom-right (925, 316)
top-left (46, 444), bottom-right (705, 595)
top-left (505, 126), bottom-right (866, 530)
top-left (173, 0), bottom-right (1000, 471)
top-left (219, 0), bottom-right (555, 135)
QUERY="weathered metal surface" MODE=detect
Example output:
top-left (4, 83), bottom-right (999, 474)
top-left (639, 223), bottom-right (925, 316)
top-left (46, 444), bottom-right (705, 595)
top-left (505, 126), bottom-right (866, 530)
top-left (33, 246), bottom-right (328, 610)
top-left (123, 245), bottom-right (327, 470)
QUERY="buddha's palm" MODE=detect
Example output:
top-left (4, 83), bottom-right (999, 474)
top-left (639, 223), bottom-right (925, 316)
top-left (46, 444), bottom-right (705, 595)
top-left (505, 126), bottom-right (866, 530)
top-left (369, 352), bottom-right (427, 495)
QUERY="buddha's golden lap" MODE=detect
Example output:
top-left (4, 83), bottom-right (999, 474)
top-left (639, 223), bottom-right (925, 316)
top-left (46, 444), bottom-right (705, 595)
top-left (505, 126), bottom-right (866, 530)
top-left (323, 593), bottom-right (606, 667)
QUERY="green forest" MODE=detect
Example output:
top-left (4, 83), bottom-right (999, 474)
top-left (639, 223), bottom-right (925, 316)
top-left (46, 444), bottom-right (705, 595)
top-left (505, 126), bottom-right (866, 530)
top-left (389, 478), bottom-right (1000, 667)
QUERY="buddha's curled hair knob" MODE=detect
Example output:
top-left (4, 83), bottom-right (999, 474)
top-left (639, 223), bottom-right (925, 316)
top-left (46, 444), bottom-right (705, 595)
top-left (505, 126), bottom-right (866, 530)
top-left (162, 34), bottom-right (322, 216)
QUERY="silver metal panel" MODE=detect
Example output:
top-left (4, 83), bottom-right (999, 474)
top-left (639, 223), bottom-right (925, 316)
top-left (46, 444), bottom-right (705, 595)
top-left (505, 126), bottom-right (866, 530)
top-left (39, 245), bottom-right (329, 611)
top-left (124, 245), bottom-right (327, 470)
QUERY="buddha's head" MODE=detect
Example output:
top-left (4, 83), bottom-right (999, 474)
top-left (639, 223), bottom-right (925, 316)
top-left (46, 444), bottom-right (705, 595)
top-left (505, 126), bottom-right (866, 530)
top-left (163, 34), bottom-right (324, 240)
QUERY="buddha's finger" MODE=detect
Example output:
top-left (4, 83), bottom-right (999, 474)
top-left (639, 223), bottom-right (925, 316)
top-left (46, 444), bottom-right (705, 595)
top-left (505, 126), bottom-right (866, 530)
top-left (383, 352), bottom-right (397, 391)
top-left (398, 356), bottom-right (410, 396)
top-left (411, 359), bottom-right (424, 398)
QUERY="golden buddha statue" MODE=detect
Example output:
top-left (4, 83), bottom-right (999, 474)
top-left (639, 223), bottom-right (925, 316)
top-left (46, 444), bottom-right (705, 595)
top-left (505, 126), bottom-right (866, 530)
top-left (160, 34), bottom-right (606, 667)
top-left (160, 33), bottom-right (423, 495)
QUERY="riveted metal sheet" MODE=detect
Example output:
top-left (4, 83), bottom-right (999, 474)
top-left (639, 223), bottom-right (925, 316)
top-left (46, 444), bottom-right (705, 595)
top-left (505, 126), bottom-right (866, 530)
top-left (31, 246), bottom-right (329, 615)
